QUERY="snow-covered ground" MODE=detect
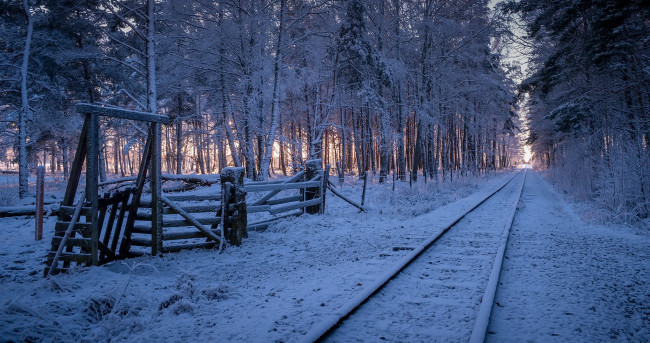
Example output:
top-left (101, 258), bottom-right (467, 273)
top-left (0, 170), bottom-right (648, 342)
top-left (487, 171), bottom-right (650, 342)
top-left (322, 171), bottom-right (526, 342)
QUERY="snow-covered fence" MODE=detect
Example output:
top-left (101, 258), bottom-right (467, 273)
top-left (44, 153), bottom-right (329, 274)
top-left (121, 160), bottom-right (329, 255)
top-left (243, 159), bottom-right (328, 232)
top-left (220, 167), bottom-right (247, 246)
top-left (34, 166), bottom-right (44, 240)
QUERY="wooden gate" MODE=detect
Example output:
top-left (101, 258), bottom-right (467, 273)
top-left (45, 104), bottom-right (169, 275)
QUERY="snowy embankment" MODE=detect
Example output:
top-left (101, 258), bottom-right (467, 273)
top-left (0, 170), bottom-right (648, 342)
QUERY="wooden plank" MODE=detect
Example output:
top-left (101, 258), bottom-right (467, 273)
top-left (160, 195), bottom-right (221, 242)
top-left (263, 195), bottom-right (302, 206)
top-left (59, 206), bottom-right (92, 217)
top-left (129, 237), bottom-right (152, 246)
top-left (62, 117), bottom-right (89, 207)
top-left (98, 176), bottom-right (137, 187)
top-left (163, 229), bottom-right (222, 241)
top-left (151, 122), bottom-right (163, 255)
top-left (131, 225), bottom-right (151, 234)
top-left (97, 241), bottom-right (116, 262)
top-left (162, 242), bottom-right (216, 253)
top-left (101, 195), bottom-right (120, 260)
top-left (51, 236), bottom-right (92, 248)
top-left (247, 205), bottom-right (272, 213)
top-left (250, 171), bottom-right (305, 206)
top-left (244, 180), bottom-right (321, 193)
top-left (110, 192), bottom-right (130, 254)
top-left (0, 206), bottom-right (42, 217)
top-left (163, 217), bottom-right (221, 227)
top-left (120, 124), bottom-right (153, 257)
top-left (139, 196), bottom-right (221, 208)
top-left (55, 221), bottom-right (91, 236)
top-left (161, 174), bottom-right (220, 185)
top-left (136, 211), bottom-right (151, 220)
top-left (327, 184), bottom-right (367, 212)
top-left (76, 103), bottom-right (170, 123)
top-left (163, 194), bottom-right (222, 202)
top-left (269, 198), bottom-right (322, 214)
top-left (170, 204), bottom-right (220, 213)
top-left (88, 112), bottom-right (100, 266)
top-left (245, 179), bottom-right (286, 186)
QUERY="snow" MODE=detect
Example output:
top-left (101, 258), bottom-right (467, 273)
top-left (0, 170), bottom-right (648, 342)
top-left (487, 171), bottom-right (650, 342)
top-left (321, 172), bottom-right (526, 342)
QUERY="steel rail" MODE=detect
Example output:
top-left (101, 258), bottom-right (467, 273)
top-left (302, 170), bottom-right (525, 343)
top-left (469, 169), bottom-right (526, 342)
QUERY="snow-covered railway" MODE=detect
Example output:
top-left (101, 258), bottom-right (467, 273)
top-left (305, 170), bottom-right (526, 342)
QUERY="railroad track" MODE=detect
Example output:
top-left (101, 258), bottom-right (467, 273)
top-left (303, 170), bottom-right (527, 342)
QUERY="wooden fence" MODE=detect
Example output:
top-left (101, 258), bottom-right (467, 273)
top-left (45, 159), bottom-right (329, 274)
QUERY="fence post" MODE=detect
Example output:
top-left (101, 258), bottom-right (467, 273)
top-left (336, 161), bottom-right (344, 187)
top-left (321, 164), bottom-right (330, 214)
top-left (361, 171), bottom-right (368, 206)
top-left (34, 166), bottom-right (45, 241)
top-left (305, 159), bottom-right (323, 214)
top-left (221, 167), bottom-right (247, 246)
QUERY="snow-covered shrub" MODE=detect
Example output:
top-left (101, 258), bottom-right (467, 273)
top-left (84, 296), bottom-right (115, 323)
top-left (545, 134), bottom-right (649, 227)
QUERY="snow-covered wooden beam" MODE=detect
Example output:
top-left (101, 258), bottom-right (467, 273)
top-left (76, 103), bottom-right (170, 124)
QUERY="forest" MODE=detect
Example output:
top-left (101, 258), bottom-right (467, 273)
top-left (503, 0), bottom-right (650, 222)
top-left (1, 0), bottom-right (519, 192)
top-left (1, 0), bottom-right (648, 223)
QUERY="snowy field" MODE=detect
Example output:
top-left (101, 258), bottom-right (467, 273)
top-left (0, 170), bottom-right (648, 342)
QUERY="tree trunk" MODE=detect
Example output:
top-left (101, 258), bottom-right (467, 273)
top-left (18, 0), bottom-right (33, 199)
top-left (340, 107), bottom-right (346, 178)
top-left (396, 91), bottom-right (405, 180)
top-left (411, 119), bottom-right (423, 182)
top-left (175, 118), bottom-right (182, 174)
top-left (259, 0), bottom-right (286, 180)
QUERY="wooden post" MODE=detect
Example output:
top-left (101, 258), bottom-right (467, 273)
top-left (305, 159), bottom-right (323, 214)
top-left (221, 167), bottom-right (246, 246)
top-left (151, 122), bottom-right (163, 255)
top-left (62, 117), bottom-right (89, 208)
top-left (34, 166), bottom-right (44, 240)
top-left (120, 128), bottom-right (153, 257)
top-left (361, 171), bottom-right (368, 206)
top-left (321, 164), bottom-right (330, 214)
top-left (87, 113), bottom-right (99, 266)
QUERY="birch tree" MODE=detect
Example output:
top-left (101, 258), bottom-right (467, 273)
top-left (17, 0), bottom-right (34, 198)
